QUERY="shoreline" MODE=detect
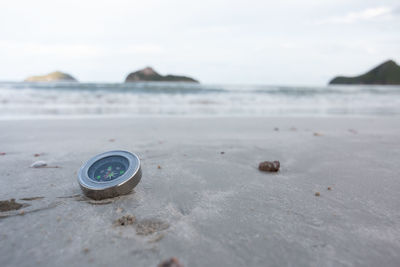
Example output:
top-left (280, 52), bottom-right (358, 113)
top-left (1, 113), bottom-right (400, 121)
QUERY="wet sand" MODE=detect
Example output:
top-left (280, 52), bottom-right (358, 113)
top-left (0, 117), bottom-right (400, 266)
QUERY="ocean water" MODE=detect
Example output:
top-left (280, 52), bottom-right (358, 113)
top-left (0, 82), bottom-right (400, 118)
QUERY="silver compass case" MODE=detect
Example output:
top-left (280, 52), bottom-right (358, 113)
top-left (78, 150), bottom-right (141, 200)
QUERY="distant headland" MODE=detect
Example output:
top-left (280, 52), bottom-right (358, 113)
top-left (24, 71), bottom-right (77, 82)
top-left (329, 60), bottom-right (400, 85)
top-left (125, 67), bottom-right (198, 83)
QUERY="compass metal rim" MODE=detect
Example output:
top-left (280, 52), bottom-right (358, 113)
top-left (77, 150), bottom-right (141, 200)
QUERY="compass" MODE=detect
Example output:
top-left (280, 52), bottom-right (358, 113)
top-left (78, 151), bottom-right (141, 200)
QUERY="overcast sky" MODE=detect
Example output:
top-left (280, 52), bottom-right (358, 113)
top-left (0, 0), bottom-right (399, 84)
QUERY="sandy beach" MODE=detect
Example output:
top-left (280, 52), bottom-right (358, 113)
top-left (1, 116), bottom-right (400, 266)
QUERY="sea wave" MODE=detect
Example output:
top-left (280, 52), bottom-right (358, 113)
top-left (0, 82), bottom-right (399, 118)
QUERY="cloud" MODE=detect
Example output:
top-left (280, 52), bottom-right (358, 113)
top-left (0, 40), bottom-right (165, 59)
top-left (119, 44), bottom-right (164, 55)
top-left (0, 41), bottom-right (104, 58)
top-left (317, 6), bottom-right (394, 24)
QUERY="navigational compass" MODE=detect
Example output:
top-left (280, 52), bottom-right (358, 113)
top-left (78, 150), bottom-right (141, 200)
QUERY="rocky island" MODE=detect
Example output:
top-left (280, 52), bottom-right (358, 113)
top-left (125, 67), bottom-right (198, 83)
top-left (24, 71), bottom-right (77, 82)
top-left (329, 60), bottom-right (400, 85)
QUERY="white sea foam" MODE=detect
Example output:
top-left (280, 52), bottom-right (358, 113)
top-left (0, 82), bottom-right (399, 118)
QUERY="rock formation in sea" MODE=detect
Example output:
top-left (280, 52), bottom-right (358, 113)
top-left (125, 67), bottom-right (198, 83)
top-left (329, 60), bottom-right (400, 85)
top-left (24, 71), bottom-right (77, 82)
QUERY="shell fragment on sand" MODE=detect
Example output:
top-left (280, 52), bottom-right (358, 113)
top-left (30, 161), bottom-right (47, 168)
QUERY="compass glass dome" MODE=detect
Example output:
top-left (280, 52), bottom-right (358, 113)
top-left (87, 155), bottom-right (129, 182)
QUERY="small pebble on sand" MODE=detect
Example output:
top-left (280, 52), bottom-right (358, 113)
top-left (158, 257), bottom-right (184, 267)
top-left (327, 187), bottom-right (332, 191)
top-left (34, 153), bottom-right (41, 157)
top-left (30, 161), bottom-right (47, 168)
top-left (0, 152), bottom-right (6, 156)
top-left (258, 161), bottom-right (280, 172)
top-left (315, 192), bottom-right (320, 197)
top-left (313, 132), bottom-right (323, 136)
top-left (220, 151), bottom-right (225, 154)
top-left (157, 165), bottom-right (162, 169)
top-left (83, 248), bottom-right (90, 254)
top-left (274, 127), bottom-right (279, 131)
top-left (109, 139), bottom-right (115, 142)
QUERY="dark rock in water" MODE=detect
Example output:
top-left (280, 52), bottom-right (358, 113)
top-left (158, 257), bottom-right (184, 267)
top-left (24, 71), bottom-right (77, 82)
top-left (0, 199), bottom-right (23, 212)
top-left (125, 67), bottom-right (198, 83)
top-left (258, 161), bottom-right (280, 172)
top-left (329, 60), bottom-right (400, 85)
